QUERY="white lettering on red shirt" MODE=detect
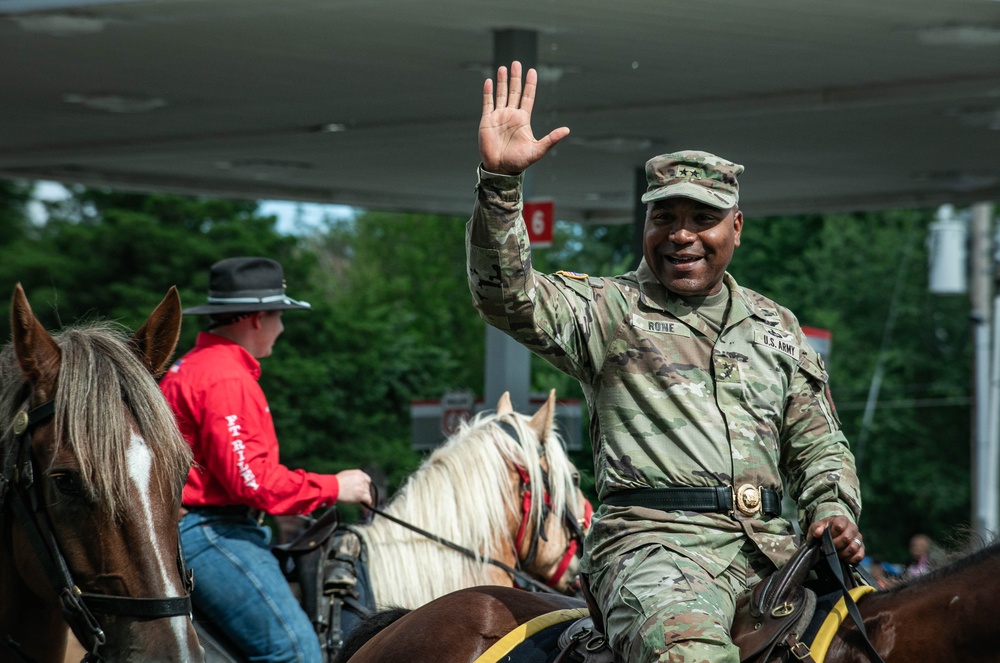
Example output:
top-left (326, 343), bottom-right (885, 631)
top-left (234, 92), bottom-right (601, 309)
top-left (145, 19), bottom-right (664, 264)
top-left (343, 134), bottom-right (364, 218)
top-left (226, 414), bottom-right (259, 491)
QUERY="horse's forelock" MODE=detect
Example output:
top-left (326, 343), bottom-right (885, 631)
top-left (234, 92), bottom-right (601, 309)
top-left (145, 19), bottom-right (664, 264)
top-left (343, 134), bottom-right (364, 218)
top-left (50, 324), bottom-right (191, 519)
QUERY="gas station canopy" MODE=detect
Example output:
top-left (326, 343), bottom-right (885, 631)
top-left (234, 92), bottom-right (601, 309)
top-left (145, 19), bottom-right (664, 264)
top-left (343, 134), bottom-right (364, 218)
top-left (2, 0), bottom-right (999, 221)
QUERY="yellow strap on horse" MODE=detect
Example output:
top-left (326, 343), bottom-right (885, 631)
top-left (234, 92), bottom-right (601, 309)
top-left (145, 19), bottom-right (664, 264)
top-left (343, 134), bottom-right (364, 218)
top-left (808, 585), bottom-right (876, 661)
top-left (473, 608), bottom-right (590, 663)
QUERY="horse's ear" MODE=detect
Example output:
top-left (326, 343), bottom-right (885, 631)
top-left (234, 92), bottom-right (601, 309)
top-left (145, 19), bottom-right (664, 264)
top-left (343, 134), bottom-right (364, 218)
top-left (130, 286), bottom-right (183, 377)
top-left (10, 283), bottom-right (62, 402)
top-left (496, 391), bottom-right (514, 416)
top-left (527, 389), bottom-right (556, 444)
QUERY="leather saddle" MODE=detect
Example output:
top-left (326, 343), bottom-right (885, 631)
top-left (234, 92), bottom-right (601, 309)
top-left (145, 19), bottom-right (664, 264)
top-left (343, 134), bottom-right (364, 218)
top-left (731, 529), bottom-right (868, 663)
top-left (549, 576), bottom-right (614, 663)
top-left (272, 509), bottom-right (376, 659)
top-left (537, 530), bottom-right (876, 663)
top-left (553, 616), bottom-right (614, 663)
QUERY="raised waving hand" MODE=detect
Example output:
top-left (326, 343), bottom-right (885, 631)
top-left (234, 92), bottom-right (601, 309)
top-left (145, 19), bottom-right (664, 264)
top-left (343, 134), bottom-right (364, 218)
top-left (479, 61), bottom-right (570, 175)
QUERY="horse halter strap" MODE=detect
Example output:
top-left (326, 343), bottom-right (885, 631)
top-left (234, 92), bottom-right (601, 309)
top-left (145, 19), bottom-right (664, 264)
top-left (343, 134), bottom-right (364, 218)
top-left (499, 420), bottom-right (586, 589)
top-left (3, 400), bottom-right (193, 663)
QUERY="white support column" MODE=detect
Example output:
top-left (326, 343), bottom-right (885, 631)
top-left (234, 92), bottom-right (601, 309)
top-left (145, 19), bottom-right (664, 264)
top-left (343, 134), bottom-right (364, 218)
top-left (483, 29), bottom-right (538, 413)
top-left (973, 202), bottom-right (998, 538)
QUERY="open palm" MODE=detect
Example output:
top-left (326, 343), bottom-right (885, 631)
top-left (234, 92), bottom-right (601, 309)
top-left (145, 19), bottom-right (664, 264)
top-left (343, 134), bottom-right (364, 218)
top-left (479, 62), bottom-right (569, 175)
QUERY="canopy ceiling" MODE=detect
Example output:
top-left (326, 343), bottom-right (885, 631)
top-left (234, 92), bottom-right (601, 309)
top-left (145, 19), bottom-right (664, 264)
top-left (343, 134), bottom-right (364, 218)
top-left (2, 0), bottom-right (1000, 222)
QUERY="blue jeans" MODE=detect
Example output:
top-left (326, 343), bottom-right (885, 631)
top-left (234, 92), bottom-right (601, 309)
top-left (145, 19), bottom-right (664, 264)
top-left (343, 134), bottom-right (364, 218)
top-left (180, 510), bottom-right (321, 663)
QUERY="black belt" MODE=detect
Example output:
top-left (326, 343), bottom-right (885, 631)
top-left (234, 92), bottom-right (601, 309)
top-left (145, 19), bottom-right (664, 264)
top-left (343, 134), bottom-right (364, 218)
top-left (603, 486), bottom-right (782, 517)
top-left (183, 504), bottom-right (266, 524)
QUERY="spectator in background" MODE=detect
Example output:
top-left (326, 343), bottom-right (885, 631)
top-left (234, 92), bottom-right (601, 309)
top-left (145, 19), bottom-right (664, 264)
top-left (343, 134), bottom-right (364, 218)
top-left (904, 533), bottom-right (941, 578)
top-left (862, 556), bottom-right (902, 589)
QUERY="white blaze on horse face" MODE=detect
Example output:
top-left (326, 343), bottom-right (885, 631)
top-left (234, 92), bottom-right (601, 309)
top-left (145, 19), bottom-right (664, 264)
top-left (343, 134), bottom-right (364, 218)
top-left (126, 431), bottom-right (192, 649)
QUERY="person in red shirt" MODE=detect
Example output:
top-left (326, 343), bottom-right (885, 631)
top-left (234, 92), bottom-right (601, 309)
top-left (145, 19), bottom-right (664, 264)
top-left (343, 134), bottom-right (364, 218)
top-left (161, 256), bottom-right (371, 663)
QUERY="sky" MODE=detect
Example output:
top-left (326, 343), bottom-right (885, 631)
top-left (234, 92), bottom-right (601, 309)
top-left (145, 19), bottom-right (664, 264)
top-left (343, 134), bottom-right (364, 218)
top-left (258, 199), bottom-right (355, 234)
top-left (27, 181), bottom-right (354, 235)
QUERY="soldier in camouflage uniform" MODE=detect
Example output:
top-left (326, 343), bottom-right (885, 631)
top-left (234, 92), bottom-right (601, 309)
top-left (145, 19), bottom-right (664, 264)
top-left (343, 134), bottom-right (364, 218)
top-left (468, 61), bottom-right (866, 663)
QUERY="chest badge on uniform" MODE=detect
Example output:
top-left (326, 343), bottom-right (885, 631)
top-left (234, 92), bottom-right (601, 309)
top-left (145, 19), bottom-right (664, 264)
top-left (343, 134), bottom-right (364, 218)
top-left (713, 354), bottom-right (740, 382)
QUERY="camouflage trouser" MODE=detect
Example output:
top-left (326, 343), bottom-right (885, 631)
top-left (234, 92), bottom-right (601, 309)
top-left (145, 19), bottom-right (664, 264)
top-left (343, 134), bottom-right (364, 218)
top-left (588, 541), bottom-right (775, 663)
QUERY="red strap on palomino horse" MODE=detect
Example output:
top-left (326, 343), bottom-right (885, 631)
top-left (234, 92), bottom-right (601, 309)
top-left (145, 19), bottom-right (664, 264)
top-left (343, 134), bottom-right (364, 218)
top-left (514, 465), bottom-right (593, 588)
top-left (547, 498), bottom-right (592, 588)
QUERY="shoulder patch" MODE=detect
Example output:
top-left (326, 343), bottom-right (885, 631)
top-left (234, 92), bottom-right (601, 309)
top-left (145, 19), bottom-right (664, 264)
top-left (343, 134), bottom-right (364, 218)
top-left (555, 270), bottom-right (589, 280)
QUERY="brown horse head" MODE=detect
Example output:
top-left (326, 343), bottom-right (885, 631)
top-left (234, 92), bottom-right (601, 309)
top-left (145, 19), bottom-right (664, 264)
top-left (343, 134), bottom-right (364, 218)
top-left (1, 285), bottom-right (204, 663)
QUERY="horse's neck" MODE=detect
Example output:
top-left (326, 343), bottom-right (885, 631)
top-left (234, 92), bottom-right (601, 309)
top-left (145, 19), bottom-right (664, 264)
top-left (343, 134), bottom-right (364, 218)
top-left (356, 511), bottom-right (516, 609)
top-left (829, 555), bottom-right (1000, 663)
top-left (356, 436), bottom-right (518, 609)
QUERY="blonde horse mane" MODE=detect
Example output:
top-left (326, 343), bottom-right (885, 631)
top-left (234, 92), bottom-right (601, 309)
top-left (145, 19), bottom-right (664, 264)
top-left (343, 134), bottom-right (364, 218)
top-left (356, 404), bottom-right (578, 609)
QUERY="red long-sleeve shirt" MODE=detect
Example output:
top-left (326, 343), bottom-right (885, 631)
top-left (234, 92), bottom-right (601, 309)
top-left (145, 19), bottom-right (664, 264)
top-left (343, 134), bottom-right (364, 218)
top-left (160, 332), bottom-right (339, 515)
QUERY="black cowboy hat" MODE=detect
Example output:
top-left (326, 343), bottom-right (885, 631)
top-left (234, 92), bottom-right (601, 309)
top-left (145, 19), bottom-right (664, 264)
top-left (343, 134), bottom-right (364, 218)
top-left (182, 256), bottom-right (311, 315)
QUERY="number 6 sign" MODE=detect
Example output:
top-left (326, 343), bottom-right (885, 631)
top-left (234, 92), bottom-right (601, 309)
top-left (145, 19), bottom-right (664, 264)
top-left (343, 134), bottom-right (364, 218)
top-left (523, 200), bottom-right (554, 248)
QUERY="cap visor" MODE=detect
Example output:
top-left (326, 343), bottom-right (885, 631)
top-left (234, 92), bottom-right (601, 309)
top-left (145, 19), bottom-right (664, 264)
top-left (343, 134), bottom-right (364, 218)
top-left (640, 182), bottom-right (737, 209)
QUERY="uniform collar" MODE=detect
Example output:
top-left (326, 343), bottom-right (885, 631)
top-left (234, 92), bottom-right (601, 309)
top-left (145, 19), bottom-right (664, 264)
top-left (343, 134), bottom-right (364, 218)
top-left (195, 331), bottom-right (262, 380)
top-left (635, 260), bottom-right (768, 332)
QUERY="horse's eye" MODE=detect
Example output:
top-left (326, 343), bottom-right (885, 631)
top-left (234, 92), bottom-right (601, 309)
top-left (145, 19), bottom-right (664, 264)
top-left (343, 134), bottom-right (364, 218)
top-left (571, 472), bottom-right (581, 487)
top-left (50, 472), bottom-right (84, 497)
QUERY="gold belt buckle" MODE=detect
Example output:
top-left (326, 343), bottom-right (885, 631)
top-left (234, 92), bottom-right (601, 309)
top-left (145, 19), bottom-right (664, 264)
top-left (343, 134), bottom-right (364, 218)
top-left (735, 484), bottom-right (762, 516)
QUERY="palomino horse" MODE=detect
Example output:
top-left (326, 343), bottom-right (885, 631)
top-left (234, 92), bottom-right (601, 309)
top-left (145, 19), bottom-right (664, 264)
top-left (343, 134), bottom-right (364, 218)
top-left (0, 284), bottom-right (204, 663)
top-left (355, 389), bottom-right (591, 608)
top-left (194, 390), bottom-right (591, 662)
top-left (338, 541), bottom-right (1000, 663)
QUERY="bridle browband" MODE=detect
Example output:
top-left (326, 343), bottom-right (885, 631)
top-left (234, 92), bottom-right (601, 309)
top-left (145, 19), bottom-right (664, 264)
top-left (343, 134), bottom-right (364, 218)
top-left (1, 399), bottom-right (194, 663)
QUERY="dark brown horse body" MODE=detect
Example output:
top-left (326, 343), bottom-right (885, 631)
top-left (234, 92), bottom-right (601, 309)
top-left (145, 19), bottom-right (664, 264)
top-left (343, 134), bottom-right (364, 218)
top-left (340, 586), bottom-right (585, 663)
top-left (826, 543), bottom-right (1000, 662)
top-left (0, 285), bottom-right (204, 663)
top-left (341, 543), bottom-right (1000, 663)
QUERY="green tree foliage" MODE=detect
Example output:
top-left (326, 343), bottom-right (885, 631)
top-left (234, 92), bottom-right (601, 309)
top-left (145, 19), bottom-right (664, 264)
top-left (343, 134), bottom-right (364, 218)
top-left (0, 187), bottom-right (295, 335)
top-left (730, 210), bottom-right (971, 560)
top-left (0, 180), bottom-right (32, 241)
top-left (277, 211), bottom-right (490, 488)
top-left (0, 188), bottom-right (383, 487)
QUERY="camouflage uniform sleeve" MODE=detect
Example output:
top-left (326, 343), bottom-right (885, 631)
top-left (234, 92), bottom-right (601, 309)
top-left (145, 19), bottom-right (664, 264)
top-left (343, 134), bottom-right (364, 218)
top-left (466, 167), bottom-right (617, 382)
top-left (779, 320), bottom-right (862, 532)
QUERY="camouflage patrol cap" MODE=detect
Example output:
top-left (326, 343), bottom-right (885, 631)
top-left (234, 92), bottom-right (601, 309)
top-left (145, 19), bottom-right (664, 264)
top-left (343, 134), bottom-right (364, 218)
top-left (641, 150), bottom-right (744, 209)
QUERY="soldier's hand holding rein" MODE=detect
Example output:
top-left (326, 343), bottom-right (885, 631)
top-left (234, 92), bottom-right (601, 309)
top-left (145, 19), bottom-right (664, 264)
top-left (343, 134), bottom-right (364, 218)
top-left (810, 515), bottom-right (865, 565)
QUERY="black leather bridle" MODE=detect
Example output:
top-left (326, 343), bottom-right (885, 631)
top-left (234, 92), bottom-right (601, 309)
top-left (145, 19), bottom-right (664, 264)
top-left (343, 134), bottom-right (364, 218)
top-left (0, 400), bottom-right (194, 663)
